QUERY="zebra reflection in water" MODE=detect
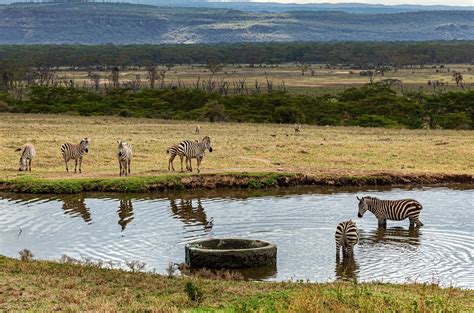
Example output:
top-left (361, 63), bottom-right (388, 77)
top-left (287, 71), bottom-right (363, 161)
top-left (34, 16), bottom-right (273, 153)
top-left (169, 197), bottom-right (213, 230)
top-left (361, 226), bottom-right (421, 248)
top-left (335, 256), bottom-right (359, 281)
top-left (118, 199), bottom-right (134, 231)
top-left (61, 195), bottom-right (92, 224)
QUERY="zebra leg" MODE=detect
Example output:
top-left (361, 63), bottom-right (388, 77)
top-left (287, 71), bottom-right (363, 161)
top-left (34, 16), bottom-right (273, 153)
top-left (197, 157), bottom-right (202, 173)
top-left (79, 157), bottom-right (83, 173)
top-left (119, 161), bottom-right (123, 176)
top-left (188, 157), bottom-right (193, 172)
top-left (74, 159), bottom-right (78, 173)
top-left (28, 159), bottom-right (32, 171)
top-left (128, 159), bottom-right (131, 175)
top-left (180, 155), bottom-right (184, 172)
top-left (64, 157), bottom-right (69, 172)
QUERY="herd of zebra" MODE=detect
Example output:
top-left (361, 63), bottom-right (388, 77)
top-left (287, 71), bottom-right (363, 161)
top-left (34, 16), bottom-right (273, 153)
top-left (15, 126), bottom-right (424, 260)
top-left (15, 131), bottom-right (213, 176)
top-left (336, 196), bottom-right (424, 259)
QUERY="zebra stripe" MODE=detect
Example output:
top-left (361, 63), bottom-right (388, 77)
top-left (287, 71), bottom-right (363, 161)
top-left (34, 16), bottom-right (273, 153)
top-left (167, 140), bottom-right (199, 171)
top-left (117, 141), bottom-right (132, 176)
top-left (16, 143), bottom-right (36, 172)
top-left (177, 136), bottom-right (212, 173)
top-left (357, 196), bottom-right (424, 227)
top-left (61, 138), bottom-right (90, 173)
top-left (335, 220), bottom-right (359, 258)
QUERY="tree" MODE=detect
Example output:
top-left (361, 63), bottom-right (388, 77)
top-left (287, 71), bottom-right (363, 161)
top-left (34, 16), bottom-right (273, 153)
top-left (452, 72), bottom-right (464, 88)
top-left (206, 59), bottom-right (223, 75)
top-left (295, 62), bottom-right (311, 76)
top-left (146, 65), bottom-right (158, 89)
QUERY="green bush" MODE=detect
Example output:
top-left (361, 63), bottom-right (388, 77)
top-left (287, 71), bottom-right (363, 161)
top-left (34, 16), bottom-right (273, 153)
top-left (438, 112), bottom-right (472, 130)
top-left (354, 114), bottom-right (398, 128)
top-left (273, 106), bottom-right (305, 124)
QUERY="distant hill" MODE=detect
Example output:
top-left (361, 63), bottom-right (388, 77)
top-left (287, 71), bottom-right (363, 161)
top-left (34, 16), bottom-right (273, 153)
top-left (0, 3), bottom-right (472, 44)
top-left (0, 1), bottom-right (472, 14)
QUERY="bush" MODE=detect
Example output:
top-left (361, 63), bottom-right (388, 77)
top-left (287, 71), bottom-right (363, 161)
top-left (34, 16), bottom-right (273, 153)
top-left (438, 112), bottom-right (472, 129)
top-left (273, 106), bottom-right (305, 123)
top-left (354, 114), bottom-right (398, 128)
top-left (184, 281), bottom-right (204, 302)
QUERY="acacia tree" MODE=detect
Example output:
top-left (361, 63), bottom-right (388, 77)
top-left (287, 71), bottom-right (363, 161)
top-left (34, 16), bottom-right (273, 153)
top-left (206, 59), bottom-right (223, 75)
top-left (296, 62), bottom-right (311, 76)
top-left (452, 72), bottom-right (464, 88)
top-left (146, 65), bottom-right (158, 88)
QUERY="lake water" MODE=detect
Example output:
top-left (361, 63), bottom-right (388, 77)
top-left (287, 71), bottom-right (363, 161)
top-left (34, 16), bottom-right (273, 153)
top-left (0, 186), bottom-right (472, 288)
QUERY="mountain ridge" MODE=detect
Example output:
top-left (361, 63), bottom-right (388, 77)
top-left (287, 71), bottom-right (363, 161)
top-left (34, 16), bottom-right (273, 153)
top-left (0, 3), bottom-right (472, 44)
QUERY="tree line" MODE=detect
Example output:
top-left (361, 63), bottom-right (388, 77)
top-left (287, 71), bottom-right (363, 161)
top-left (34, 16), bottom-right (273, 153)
top-left (0, 41), bottom-right (473, 69)
top-left (1, 84), bottom-right (472, 129)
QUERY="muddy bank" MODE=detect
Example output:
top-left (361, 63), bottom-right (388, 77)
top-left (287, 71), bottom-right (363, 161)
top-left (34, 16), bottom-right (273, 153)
top-left (0, 172), bottom-right (472, 194)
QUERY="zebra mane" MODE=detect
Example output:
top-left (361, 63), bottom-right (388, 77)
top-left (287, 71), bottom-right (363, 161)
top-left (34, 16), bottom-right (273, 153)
top-left (363, 196), bottom-right (380, 201)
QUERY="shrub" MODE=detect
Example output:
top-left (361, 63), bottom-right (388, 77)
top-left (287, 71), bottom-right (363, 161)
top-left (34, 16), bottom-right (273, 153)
top-left (438, 112), bottom-right (472, 129)
top-left (273, 106), bottom-right (305, 123)
top-left (354, 114), bottom-right (398, 128)
top-left (184, 281), bottom-right (204, 302)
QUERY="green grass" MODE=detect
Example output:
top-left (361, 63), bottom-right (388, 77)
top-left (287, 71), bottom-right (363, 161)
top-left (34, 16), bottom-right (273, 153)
top-left (0, 255), bottom-right (472, 311)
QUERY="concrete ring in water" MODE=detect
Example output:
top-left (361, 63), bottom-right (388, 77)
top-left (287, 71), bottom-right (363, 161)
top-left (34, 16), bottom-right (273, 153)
top-left (185, 238), bottom-right (277, 268)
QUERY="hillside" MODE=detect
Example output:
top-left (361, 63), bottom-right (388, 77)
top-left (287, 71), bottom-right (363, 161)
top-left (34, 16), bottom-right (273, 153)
top-left (0, 3), bottom-right (473, 44)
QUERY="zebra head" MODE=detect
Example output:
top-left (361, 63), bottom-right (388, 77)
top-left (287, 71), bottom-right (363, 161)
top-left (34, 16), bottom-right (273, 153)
top-left (80, 138), bottom-right (91, 154)
top-left (357, 196), bottom-right (370, 218)
top-left (202, 136), bottom-right (213, 152)
top-left (117, 140), bottom-right (128, 157)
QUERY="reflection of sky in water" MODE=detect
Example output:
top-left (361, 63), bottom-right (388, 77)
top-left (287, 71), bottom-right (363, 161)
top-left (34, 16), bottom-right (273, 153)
top-left (0, 187), bottom-right (472, 288)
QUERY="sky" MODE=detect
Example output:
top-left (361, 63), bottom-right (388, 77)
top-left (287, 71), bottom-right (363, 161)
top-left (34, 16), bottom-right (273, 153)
top-left (250, 0), bottom-right (473, 7)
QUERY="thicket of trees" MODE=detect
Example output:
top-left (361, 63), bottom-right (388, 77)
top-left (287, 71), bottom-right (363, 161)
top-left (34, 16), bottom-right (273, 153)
top-left (0, 42), bottom-right (473, 69)
top-left (1, 84), bottom-right (472, 129)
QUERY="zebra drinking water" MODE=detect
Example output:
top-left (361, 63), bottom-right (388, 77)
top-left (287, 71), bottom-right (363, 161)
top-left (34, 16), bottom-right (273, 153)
top-left (357, 196), bottom-right (424, 227)
top-left (335, 220), bottom-right (359, 258)
top-left (16, 143), bottom-right (36, 171)
top-left (177, 136), bottom-right (213, 173)
top-left (61, 138), bottom-right (90, 173)
top-left (117, 141), bottom-right (132, 176)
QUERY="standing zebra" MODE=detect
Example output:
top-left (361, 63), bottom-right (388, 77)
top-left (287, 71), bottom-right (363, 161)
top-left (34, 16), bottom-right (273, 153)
top-left (357, 196), bottom-right (424, 227)
top-left (167, 140), bottom-right (198, 171)
top-left (61, 138), bottom-right (91, 173)
top-left (335, 220), bottom-right (359, 258)
top-left (177, 136), bottom-right (213, 173)
top-left (195, 125), bottom-right (201, 134)
top-left (117, 141), bottom-right (132, 176)
top-left (16, 143), bottom-right (36, 171)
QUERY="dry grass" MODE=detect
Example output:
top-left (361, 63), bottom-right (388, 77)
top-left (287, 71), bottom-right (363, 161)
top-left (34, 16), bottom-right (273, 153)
top-left (1, 113), bottom-right (473, 180)
top-left (61, 63), bottom-right (474, 95)
top-left (0, 255), bottom-right (472, 311)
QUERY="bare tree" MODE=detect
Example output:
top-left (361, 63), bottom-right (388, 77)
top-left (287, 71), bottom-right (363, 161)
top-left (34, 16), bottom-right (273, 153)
top-left (146, 65), bottom-right (158, 89)
top-left (88, 72), bottom-right (101, 91)
top-left (296, 62), bottom-right (311, 76)
top-left (452, 72), bottom-right (464, 89)
top-left (207, 59), bottom-right (223, 75)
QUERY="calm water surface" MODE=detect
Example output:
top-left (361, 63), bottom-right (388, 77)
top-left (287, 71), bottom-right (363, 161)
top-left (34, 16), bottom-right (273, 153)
top-left (0, 186), bottom-right (472, 288)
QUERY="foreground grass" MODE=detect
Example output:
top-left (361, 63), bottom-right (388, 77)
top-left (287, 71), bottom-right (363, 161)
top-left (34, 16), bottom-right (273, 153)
top-left (0, 256), bottom-right (472, 311)
top-left (1, 114), bottom-right (473, 183)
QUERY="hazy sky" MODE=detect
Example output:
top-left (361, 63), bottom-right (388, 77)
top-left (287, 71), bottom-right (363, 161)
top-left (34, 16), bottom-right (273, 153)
top-left (252, 0), bottom-right (473, 7)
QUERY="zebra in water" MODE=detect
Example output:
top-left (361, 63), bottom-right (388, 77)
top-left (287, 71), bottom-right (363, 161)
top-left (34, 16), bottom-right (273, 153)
top-left (61, 138), bottom-right (90, 173)
top-left (117, 141), bottom-right (132, 176)
top-left (357, 196), bottom-right (424, 227)
top-left (335, 220), bottom-right (359, 258)
top-left (177, 136), bottom-right (213, 173)
top-left (16, 143), bottom-right (36, 171)
top-left (167, 140), bottom-right (198, 171)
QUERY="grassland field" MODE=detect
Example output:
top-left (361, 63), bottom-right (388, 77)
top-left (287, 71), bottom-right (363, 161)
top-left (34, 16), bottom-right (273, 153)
top-left (60, 63), bottom-right (474, 95)
top-left (1, 255), bottom-right (473, 311)
top-left (1, 113), bottom-right (473, 183)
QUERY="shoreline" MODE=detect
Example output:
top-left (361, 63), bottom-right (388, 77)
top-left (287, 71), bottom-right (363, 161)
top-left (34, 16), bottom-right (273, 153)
top-left (0, 255), bottom-right (472, 311)
top-left (0, 171), bottom-right (473, 194)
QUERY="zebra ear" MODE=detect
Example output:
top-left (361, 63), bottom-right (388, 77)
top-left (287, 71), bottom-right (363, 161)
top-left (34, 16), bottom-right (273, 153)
top-left (356, 196), bottom-right (361, 201)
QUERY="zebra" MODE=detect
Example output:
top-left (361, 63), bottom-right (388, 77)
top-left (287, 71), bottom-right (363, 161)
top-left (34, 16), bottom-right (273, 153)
top-left (357, 196), bottom-right (424, 227)
top-left (167, 140), bottom-right (198, 171)
top-left (16, 143), bottom-right (36, 171)
top-left (195, 125), bottom-right (201, 134)
top-left (177, 136), bottom-right (213, 173)
top-left (61, 138), bottom-right (90, 173)
top-left (294, 124), bottom-right (301, 134)
top-left (335, 220), bottom-right (359, 258)
top-left (117, 140), bottom-right (132, 176)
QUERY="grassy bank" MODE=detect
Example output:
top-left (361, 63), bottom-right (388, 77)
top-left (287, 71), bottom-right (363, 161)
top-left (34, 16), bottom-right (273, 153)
top-left (1, 114), bottom-right (473, 193)
top-left (1, 172), bottom-right (473, 194)
top-left (1, 255), bottom-right (472, 311)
